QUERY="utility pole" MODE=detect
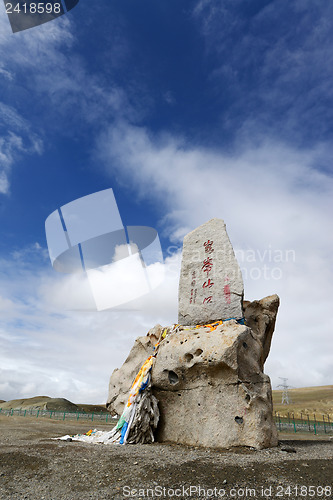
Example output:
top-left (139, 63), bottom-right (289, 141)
top-left (277, 377), bottom-right (291, 404)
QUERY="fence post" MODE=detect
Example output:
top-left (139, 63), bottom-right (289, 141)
top-left (278, 413), bottom-right (282, 431)
top-left (293, 418), bottom-right (297, 433)
top-left (313, 414), bottom-right (317, 435)
top-left (92, 413), bottom-right (94, 422)
top-left (323, 415), bottom-right (326, 434)
top-left (63, 412), bottom-right (66, 421)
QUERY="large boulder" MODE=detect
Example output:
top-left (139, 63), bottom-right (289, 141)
top-left (106, 296), bottom-right (279, 449)
top-left (152, 319), bottom-right (278, 449)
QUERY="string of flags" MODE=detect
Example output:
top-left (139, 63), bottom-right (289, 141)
top-left (54, 320), bottom-right (245, 445)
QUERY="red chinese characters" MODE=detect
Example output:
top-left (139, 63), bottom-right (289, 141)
top-left (202, 278), bottom-right (214, 288)
top-left (204, 240), bottom-right (214, 254)
top-left (202, 240), bottom-right (214, 304)
top-left (224, 275), bottom-right (231, 304)
top-left (201, 257), bottom-right (213, 277)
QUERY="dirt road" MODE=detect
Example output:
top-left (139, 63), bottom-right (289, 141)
top-left (0, 416), bottom-right (332, 499)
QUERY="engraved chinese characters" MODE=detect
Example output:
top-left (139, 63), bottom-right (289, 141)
top-left (178, 219), bottom-right (244, 325)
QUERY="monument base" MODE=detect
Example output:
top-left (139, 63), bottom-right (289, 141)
top-left (152, 320), bottom-right (278, 450)
top-left (107, 296), bottom-right (280, 450)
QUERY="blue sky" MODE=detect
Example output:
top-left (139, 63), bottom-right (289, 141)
top-left (0, 0), bottom-right (332, 403)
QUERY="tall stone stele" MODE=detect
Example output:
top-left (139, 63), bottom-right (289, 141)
top-left (107, 218), bottom-right (279, 449)
top-left (178, 218), bottom-right (244, 325)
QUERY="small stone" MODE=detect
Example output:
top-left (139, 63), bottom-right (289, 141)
top-left (281, 446), bottom-right (297, 453)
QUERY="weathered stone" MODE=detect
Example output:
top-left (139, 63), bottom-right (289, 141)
top-left (151, 320), bottom-right (278, 450)
top-left (281, 446), bottom-right (297, 453)
top-left (106, 296), bottom-right (279, 449)
top-left (106, 332), bottom-right (155, 416)
top-left (146, 323), bottom-right (164, 345)
top-left (243, 294), bottom-right (280, 369)
top-left (178, 218), bottom-right (244, 326)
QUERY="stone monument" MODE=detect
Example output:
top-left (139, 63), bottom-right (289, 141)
top-left (178, 218), bottom-right (244, 325)
top-left (107, 219), bottom-right (279, 449)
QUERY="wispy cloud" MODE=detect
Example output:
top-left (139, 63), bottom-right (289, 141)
top-left (0, 2), bottom-right (137, 196)
top-left (96, 121), bottom-right (333, 390)
top-left (192, 0), bottom-right (333, 147)
top-left (0, 243), bottom-right (180, 402)
top-left (0, 126), bottom-right (42, 194)
top-left (0, 5), bottom-right (128, 198)
top-left (0, 0), bottom-right (332, 403)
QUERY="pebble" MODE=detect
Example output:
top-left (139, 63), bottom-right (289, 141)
top-left (281, 446), bottom-right (297, 453)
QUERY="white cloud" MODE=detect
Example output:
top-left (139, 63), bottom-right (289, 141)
top-left (191, 0), bottom-right (333, 145)
top-left (0, 67), bottom-right (13, 81)
top-left (0, 247), bottom-right (180, 403)
top-left (0, 0), bottom-right (332, 403)
top-left (0, 122), bottom-right (331, 400)
top-left (0, 5), bottom-right (71, 194)
top-left (0, 3), bottom-right (134, 123)
top-left (95, 121), bottom-right (333, 390)
top-left (0, 1), bottom-right (137, 196)
top-left (0, 127), bottom-right (42, 195)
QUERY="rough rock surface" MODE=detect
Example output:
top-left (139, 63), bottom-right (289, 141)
top-left (178, 218), bottom-right (244, 325)
top-left (107, 296), bottom-right (279, 449)
top-left (152, 319), bottom-right (278, 449)
top-left (106, 331), bottom-right (157, 416)
top-left (243, 294), bottom-right (280, 369)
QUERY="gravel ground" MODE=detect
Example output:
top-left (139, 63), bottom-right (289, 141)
top-left (0, 415), bottom-right (332, 500)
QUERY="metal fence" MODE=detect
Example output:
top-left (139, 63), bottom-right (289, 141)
top-left (274, 412), bottom-right (333, 435)
top-left (1, 407), bottom-right (332, 435)
top-left (0, 407), bottom-right (117, 423)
